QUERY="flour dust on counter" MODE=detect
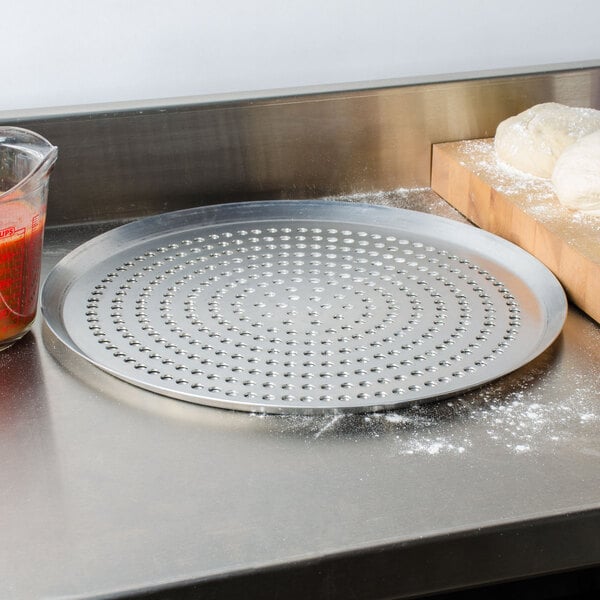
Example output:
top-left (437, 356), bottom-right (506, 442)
top-left (324, 187), bottom-right (466, 222)
top-left (248, 342), bottom-right (599, 457)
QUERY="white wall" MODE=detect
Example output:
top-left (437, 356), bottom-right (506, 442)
top-left (3, 0), bottom-right (600, 111)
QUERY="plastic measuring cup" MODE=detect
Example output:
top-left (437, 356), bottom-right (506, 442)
top-left (0, 127), bottom-right (57, 351)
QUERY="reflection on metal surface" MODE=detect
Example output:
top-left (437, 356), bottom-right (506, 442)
top-left (0, 334), bottom-right (62, 537)
top-left (1, 63), bottom-right (599, 225)
top-left (2, 188), bottom-right (599, 599)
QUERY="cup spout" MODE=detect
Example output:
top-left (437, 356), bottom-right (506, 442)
top-left (0, 127), bottom-right (58, 200)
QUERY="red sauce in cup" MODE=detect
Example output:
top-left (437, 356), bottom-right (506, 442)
top-left (0, 199), bottom-right (45, 344)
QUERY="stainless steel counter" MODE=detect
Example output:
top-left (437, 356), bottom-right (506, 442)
top-left (1, 189), bottom-right (599, 599)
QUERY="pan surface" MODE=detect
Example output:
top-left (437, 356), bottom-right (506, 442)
top-left (42, 200), bottom-right (567, 413)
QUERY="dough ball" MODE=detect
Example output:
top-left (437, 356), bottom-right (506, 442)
top-left (551, 129), bottom-right (600, 215)
top-left (494, 102), bottom-right (600, 178)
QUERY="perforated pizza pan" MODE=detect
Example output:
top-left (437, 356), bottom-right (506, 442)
top-left (42, 200), bottom-right (567, 414)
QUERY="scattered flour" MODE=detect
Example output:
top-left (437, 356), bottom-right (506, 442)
top-left (322, 187), bottom-right (466, 222)
top-left (455, 139), bottom-right (555, 199)
top-left (313, 414), bottom-right (343, 439)
top-left (249, 354), bottom-right (599, 457)
top-left (453, 139), bottom-right (600, 231)
top-left (244, 186), bottom-right (600, 456)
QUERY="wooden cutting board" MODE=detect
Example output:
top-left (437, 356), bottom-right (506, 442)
top-left (431, 138), bottom-right (600, 324)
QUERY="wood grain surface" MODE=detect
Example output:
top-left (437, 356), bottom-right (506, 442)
top-left (431, 138), bottom-right (600, 324)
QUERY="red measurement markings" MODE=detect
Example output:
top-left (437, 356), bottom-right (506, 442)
top-left (0, 226), bottom-right (17, 239)
top-left (0, 220), bottom-right (44, 341)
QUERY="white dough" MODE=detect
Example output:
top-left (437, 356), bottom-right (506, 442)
top-left (551, 129), bottom-right (600, 215)
top-left (494, 102), bottom-right (600, 178)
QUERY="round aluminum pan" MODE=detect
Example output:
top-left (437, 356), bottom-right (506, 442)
top-left (41, 200), bottom-right (567, 414)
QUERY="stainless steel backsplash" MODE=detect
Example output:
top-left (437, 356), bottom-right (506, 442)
top-left (3, 61), bottom-right (599, 225)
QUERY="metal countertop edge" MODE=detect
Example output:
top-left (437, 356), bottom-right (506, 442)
top-left (92, 508), bottom-right (600, 600)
